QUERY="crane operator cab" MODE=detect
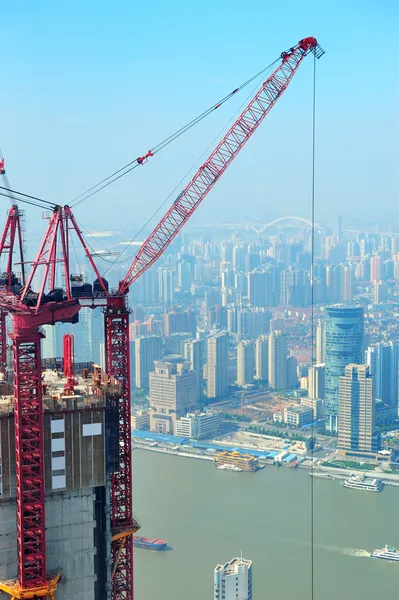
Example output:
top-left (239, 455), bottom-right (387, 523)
top-left (0, 159), bottom-right (4, 174)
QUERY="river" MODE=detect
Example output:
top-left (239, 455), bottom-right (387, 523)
top-left (133, 450), bottom-right (399, 600)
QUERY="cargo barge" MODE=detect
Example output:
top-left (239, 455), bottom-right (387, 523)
top-left (133, 536), bottom-right (167, 551)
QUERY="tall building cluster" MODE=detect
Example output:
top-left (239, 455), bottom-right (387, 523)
top-left (39, 216), bottom-right (399, 457)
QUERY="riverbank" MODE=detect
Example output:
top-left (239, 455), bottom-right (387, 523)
top-left (132, 439), bottom-right (399, 487)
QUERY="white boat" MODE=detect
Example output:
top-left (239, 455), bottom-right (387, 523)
top-left (341, 473), bottom-right (383, 492)
top-left (371, 545), bottom-right (399, 561)
top-left (309, 471), bottom-right (335, 480)
top-left (217, 464), bottom-right (243, 472)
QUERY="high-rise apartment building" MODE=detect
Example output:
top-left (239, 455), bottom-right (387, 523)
top-left (184, 338), bottom-right (205, 403)
top-left (135, 335), bottom-right (162, 389)
top-left (338, 364), bottom-right (379, 454)
top-left (287, 355), bottom-right (298, 389)
top-left (236, 307), bottom-right (271, 339)
top-left (149, 360), bottom-right (196, 434)
top-left (268, 330), bottom-right (288, 391)
top-left (280, 267), bottom-right (310, 307)
top-left (158, 267), bottom-right (174, 306)
top-left (325, 305), bottom-right (364, 432)
top-left (42, 324), bottom-right (57, 359)
top-left (164, 308), bottom-right (196, 336)
top-left (214, 557), bottom-right (252, 600)
top-left (370, 254), bottom-right (383, 284)
top-left (308, 363), bottom-right (325, 399)
top-left (131, 265), bottom-right (158, 304)
top-left (207, 331), bottom-right (229, 399)
top-left (247, 268), bottom-right (278, 307)
top-left (255, 335), bottom-right (268, 382)
top-left (366, 342), bottom-right (399, 409)
top-left (237, 341), bottom-right (254, 386)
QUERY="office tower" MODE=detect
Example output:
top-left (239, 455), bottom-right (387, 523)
top-left (287, 356), bottom-right (298, 388)
top-left (135, 335), bottom-right (162, 389)
top-left (338, 364), bottom-right (379, 454)
top-left (214, 557), bottom-right (252, 600)
top-left (308, 363), bottom-right (325, 399)
top-left (184, 338), bottom-right (205, 403)
top-left (164, 308), bottom-right (196, 336)
top-left (237, 341), bottom-right (254, 386)
top-left (366, 342), bottom-right (399, 408)
top-left (255, 335), bottom-right (268, 381)
top-left (158, 267), bottom-right (174, 306)
top-left (268, 330), bottom-right (288, 391)
top-left (325, 305), bottom-right (364, 433)
top-left (316, 321), bottom-right (325, 364)
top-left (149, 360), bottom-right (196, 434)
top-left (207, 331), bottom-right (229, 399)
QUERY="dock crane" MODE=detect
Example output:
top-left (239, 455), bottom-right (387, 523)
top-left (0, 37), bottom-right (324, 600)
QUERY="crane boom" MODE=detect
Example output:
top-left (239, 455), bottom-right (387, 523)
top-left (120, 37), bottom-right (324, 292)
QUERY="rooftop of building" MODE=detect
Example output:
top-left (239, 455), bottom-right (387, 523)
top-left (215, 557), bottom-right (252, 574)
top-left (286, 405), bottom-right (314, 414)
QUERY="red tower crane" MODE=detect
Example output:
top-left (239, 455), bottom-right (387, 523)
top-left (100, 36), bottom-right (325, 600)
top-left (0, 37), bottom-right (323, 600)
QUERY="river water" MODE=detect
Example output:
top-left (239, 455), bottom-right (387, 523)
top-left (133, 450), bottom-right (399, 600)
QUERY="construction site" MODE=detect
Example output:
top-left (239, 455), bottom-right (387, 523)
top-left (0, 37), bottom-right (324, 600)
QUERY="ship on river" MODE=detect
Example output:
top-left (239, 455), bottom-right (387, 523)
top-left (341, 473), bottom-right (383, 492)
top-left (133, 536), bottom-right (167, 551)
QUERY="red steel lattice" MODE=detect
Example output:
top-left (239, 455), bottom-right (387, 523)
top-left (12, 329), bottom-right (46, 586)
top-left (104, 299), bottom-right (134, 600)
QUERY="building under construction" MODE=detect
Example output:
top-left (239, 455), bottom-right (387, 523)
top-left (0, 364), bottom-right (121, 600)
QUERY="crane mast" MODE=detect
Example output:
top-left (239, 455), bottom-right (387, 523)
top-left (0, 37), bottom-right (323, 600)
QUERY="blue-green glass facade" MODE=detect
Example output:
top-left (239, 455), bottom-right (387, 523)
top-left (325, 305), bottom-right (364, 432)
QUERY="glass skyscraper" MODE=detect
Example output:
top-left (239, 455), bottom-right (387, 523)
top-left (325, 305), bottom-right (364, 432)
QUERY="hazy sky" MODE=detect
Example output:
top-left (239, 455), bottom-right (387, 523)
top-left (2, 1), bottom-right (398, 246)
